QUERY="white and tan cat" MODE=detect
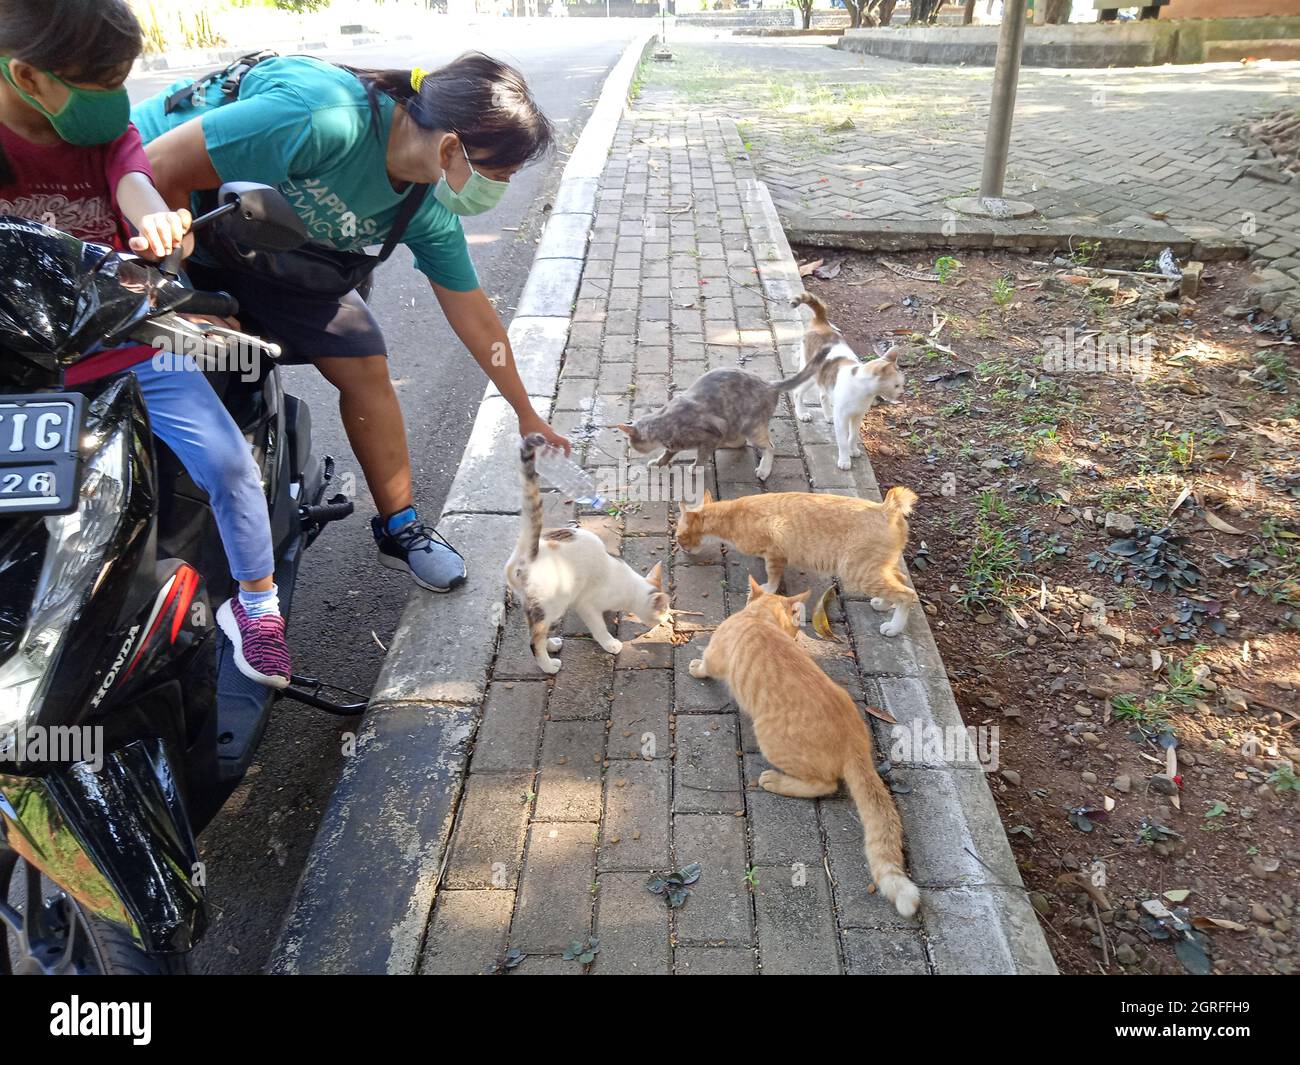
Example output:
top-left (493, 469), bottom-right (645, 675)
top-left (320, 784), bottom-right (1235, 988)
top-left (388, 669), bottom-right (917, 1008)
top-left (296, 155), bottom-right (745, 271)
top-left (690, 577), bottom-right (920, 918)
top-left (791, 293), bottom-right (904, 471)
top-left (676, 487), bottom-right (919, 637)
top-left (505, 434), bottom-right (671, 674)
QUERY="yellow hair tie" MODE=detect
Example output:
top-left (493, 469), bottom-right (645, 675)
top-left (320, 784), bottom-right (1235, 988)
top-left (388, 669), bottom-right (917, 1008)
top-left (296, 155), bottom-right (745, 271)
top-left (411, 67), bottom-right (427, 93)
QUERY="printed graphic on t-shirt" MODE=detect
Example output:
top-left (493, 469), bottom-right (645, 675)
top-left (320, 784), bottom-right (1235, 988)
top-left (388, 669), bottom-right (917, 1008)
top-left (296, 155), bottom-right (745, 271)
top-left (281, 177), bottom-right (377, 248)
top-left (0, 191), bottom-right (118, 242)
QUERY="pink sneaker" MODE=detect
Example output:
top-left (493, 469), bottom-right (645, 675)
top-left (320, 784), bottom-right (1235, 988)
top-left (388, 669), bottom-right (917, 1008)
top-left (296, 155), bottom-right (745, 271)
top-left (217, 599), bottom-right (291, 689)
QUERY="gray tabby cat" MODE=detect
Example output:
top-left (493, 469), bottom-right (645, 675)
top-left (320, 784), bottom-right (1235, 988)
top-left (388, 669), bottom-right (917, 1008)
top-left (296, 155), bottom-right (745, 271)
top-left (616, 350), bottom-right (834, 481)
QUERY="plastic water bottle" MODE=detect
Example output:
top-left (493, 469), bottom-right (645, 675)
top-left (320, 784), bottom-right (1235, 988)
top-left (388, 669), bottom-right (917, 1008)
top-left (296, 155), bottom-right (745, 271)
top-left (535, 445), bottom-right (608, 511)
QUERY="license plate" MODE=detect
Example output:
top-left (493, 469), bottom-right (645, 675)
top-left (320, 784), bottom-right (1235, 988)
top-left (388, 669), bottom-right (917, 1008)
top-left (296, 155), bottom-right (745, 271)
top-left (0, 394), bottom-right (85, 515)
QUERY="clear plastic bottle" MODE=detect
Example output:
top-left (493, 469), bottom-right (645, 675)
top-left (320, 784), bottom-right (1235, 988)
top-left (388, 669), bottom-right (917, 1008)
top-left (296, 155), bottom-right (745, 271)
top-left (534, 445), bottom-right (608, 511)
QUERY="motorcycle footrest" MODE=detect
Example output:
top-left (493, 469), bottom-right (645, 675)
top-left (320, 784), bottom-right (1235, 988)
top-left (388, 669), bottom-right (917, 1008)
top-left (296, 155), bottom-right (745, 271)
top-left (278, 674), bottom-right (368, 716)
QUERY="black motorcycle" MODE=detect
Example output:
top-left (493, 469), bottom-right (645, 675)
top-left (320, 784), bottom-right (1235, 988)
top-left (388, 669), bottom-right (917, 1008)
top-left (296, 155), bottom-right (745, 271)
top-left (0, 184), bottom-right (364, 975)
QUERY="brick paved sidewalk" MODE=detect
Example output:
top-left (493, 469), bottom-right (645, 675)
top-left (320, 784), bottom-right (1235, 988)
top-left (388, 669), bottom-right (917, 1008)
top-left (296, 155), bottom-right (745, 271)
top-left (640, 35), bottom-right (1300, 312)
top-left (419, 107), bottom-right (1050, 975)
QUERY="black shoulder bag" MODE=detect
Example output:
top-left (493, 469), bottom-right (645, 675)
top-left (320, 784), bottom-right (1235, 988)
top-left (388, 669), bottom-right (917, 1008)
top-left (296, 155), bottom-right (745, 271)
top-left (168, 51), bottom-right (429, 299)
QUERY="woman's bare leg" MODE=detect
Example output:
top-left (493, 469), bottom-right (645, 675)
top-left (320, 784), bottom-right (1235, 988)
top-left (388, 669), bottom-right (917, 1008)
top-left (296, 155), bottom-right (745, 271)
top-left (313, 354), bottom-right (412, 517)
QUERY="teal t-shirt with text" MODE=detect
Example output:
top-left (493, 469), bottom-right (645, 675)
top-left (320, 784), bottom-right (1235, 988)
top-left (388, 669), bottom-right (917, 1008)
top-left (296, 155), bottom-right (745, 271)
top-left (131, 56), bottom-right (479, 292)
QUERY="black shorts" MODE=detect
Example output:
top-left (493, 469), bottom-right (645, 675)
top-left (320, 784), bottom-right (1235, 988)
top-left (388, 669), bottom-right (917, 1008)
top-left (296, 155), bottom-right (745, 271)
top-left (186, 262), bottom-right (387, 364)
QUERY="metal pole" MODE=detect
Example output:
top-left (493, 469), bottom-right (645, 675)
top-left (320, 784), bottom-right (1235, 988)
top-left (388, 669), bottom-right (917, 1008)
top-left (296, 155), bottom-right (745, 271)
top-left (978, 1), bottom-right (1029, 198)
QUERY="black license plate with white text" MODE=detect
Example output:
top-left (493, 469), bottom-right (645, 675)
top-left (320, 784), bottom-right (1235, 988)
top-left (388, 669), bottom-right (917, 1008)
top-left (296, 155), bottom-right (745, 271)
top-left (0, 393), bottom-right (85, 514)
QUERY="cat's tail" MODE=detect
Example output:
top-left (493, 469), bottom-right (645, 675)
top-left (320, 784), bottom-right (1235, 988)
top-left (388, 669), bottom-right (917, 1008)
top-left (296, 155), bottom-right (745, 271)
top-left (843, 740), bottom-right (920, 919)
top-left (791, 291), bottom-right (831, 326)
top-left (510, 434), bottom-right (548, 581)
top-left (770, 340), bottom-right (835, 393)
top-left (882, 486), bottom-right (918, 520)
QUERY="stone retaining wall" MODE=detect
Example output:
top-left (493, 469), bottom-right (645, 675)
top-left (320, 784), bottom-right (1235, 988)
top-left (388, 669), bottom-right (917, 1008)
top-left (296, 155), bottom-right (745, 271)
top-left (838, 16), bottom-right (1300, 67)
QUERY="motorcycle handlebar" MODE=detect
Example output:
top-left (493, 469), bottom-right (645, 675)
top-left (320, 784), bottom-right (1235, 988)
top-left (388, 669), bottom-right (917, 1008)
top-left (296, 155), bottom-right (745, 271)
top-left (172, 288), bottom-right (240, 319)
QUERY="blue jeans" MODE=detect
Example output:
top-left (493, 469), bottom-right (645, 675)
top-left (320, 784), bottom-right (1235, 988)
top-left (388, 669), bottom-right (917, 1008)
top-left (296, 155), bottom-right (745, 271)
top-left (130, 353), bottom-right (274, 583)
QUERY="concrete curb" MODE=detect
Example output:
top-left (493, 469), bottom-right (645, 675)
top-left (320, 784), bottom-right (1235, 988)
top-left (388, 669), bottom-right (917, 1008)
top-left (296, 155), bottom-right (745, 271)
top-left (268, 30), bottom-right (657, 976)
top-left (784, 215), bottom-right (1249, 263)
top-left (740, 154), bottom-right (1057, 974)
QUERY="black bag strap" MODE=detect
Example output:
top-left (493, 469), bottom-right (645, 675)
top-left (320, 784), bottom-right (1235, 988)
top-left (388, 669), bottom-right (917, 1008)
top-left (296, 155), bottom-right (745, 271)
top-left (376, 184), bottom-right (429, 263)
top-left (163, 49), bottom-right (278, 115)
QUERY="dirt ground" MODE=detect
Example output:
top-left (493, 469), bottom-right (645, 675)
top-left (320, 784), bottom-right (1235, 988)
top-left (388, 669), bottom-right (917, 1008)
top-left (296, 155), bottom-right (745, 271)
top-left (800, 246), bottom-right (1300, 975)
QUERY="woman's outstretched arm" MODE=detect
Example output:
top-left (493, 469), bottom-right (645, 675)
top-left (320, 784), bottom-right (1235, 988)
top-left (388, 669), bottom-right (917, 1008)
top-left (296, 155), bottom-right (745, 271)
top-left (432, 281), bottom-right (571, 454)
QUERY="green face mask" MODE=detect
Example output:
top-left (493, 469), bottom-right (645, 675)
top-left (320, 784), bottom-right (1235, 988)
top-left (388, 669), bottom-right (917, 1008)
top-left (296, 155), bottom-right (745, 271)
top-left (0, 58), bottom-right (131, 146)
top-left (433, 141), bottom-right (509, 217)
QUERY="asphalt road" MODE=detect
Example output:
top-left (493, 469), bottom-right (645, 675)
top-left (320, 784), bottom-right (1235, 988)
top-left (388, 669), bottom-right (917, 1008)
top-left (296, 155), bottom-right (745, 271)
top-left (127, 18), bottom-right (639, 974)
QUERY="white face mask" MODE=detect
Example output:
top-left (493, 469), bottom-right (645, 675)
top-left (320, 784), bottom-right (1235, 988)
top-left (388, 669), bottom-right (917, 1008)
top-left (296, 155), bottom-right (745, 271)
top-left (434, 140), bottom-right (509, 216)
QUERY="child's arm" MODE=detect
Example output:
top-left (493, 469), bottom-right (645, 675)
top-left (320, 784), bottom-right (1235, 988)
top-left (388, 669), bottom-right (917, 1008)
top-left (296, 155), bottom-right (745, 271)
top-left (115, 171), bottom-right (192, 259)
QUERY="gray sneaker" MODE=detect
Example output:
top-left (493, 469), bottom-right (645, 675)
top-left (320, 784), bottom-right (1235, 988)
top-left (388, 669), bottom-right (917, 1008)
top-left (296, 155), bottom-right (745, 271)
top-left (371, 512), bottom-right (467, 593)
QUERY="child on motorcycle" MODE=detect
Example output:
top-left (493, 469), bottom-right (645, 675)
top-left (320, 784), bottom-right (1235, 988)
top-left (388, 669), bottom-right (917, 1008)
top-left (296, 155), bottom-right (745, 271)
top-left (0, 0), bottom-right (291, 688)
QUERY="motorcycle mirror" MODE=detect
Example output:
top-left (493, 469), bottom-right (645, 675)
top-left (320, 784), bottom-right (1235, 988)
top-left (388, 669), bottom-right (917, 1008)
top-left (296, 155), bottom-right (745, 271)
top-left (215, 182), bottom-right (309, 252)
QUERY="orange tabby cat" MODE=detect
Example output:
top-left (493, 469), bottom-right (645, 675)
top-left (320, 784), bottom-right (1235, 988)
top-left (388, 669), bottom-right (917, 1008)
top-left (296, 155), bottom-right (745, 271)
top-left (689, 577), bottom-right (920, 917)
top-left (675, 488), bottom-right (920, 637)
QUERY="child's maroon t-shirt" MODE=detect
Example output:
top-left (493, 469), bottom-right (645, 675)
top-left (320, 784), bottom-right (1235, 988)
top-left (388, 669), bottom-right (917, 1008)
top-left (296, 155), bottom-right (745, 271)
top-left (0, 122), bottom-right (157, 380)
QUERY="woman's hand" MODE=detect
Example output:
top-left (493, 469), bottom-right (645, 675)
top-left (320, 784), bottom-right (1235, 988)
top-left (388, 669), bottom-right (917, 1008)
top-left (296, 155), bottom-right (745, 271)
top-left (519, 410), bottom-right (571, 456)
top-left (129, 208), bottom-right (192, 259)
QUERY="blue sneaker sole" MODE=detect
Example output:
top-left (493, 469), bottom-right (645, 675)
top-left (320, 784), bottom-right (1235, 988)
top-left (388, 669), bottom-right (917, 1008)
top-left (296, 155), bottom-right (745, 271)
top-left (377, 548), bottom-right (467, 593)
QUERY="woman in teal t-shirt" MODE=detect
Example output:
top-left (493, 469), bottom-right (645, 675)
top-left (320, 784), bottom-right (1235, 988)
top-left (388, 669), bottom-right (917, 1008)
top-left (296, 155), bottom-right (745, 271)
top-left (133, 52), bottom-right (568, 593)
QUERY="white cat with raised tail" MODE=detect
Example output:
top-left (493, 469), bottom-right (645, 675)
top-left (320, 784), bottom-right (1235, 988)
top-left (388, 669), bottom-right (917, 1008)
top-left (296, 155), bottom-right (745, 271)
top-left (505, 435), bottom-right (672, 674)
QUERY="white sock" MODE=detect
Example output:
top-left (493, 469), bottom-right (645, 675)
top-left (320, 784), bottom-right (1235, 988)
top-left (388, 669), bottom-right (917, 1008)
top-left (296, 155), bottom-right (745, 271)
top-left (238, 584), bottom-right (281, 619)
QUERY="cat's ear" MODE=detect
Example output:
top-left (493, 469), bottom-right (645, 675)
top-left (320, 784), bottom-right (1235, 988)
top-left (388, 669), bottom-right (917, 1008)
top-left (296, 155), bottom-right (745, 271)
top-left (700, 489), bottom-right (714, 507)
top-left (617, 423), bottom-right (635, 437)
top-left (747, 575), bottom-right (765, 600)
top-left (645, 561), bottom-right (664, 590)
top-left (789, 589), bottom-right (811, 622)
top-left (883, 346), bottom-right (901, 364)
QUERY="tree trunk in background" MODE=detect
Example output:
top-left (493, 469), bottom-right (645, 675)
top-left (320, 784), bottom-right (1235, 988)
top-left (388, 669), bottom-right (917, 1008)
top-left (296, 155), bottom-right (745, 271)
top-left (1044, 0), bottom-right (1072, 23)
top-left (963, 0), bottom-right (976, 23)
top-left (867, 0), bottom-right (898, 27)
top-left (799, 0), bottom-right (812, 29)
top-left (845, 0), bottom-right (864, 28)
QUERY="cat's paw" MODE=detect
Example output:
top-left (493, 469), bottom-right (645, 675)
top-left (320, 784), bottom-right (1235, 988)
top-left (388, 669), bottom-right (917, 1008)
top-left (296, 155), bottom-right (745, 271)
top-left (870, 597), bottom-right (888, 611)
top-left (851, 445), bottom-right (863, 457)
top-left (688, 658), bottom-right (708, 679)
top-left (797, 409), bottom-right (813, 423)
top-left (758, 769), bottom-right (783, 793)
top-left (755, 465), bottom-right (770, 482)
top-left (546, 637), bottom-right (563, 653)
top-left (836, 456), bottom-right (852, 471)
top-left (538, 657), bottom-right (562, 675)
top-left (601, 638), bottom-right (624, 656)
top-left (879, 620), bottom-right (906, 638)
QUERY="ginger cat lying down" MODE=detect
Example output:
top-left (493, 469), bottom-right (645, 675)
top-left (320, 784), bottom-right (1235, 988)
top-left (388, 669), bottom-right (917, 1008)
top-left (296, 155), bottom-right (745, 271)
top-left (690, 578), bottom-right (920, 917)
top-left (675, 488), bottom-right (920, 637)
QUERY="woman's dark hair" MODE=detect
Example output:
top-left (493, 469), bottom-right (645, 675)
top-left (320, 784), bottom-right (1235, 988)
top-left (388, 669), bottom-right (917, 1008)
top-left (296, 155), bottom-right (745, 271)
top-left (343, 52), bottom-right (554, 170)
top-left (0, 0), bottom-right (143, 84)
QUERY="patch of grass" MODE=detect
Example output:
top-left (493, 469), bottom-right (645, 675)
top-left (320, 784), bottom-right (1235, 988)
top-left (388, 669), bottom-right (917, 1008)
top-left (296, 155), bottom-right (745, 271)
top-left (1070, 239), bottom-right (1102, 267)
top-left (934, 255), bottom-right (961, 284)
top-left (636, 50), bottom-right (915, 158)
top-left (991, 276), bottom-right (1015, 307)
top-left (976, 490), bottom-right (1012, 522)
top-left (1155, 428), bottom-right (1220, 471)
top-left (1269, 765), bottom-right (1300, 793)
top-left (959, 520), bottom-right (1022, 611)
